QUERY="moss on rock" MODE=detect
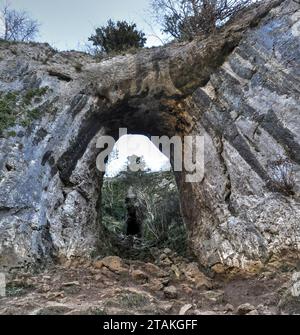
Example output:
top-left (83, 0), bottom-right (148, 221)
top-left (0, 86), bottom-right (49, 135)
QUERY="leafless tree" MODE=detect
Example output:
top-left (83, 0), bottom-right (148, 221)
top-left (0, 3), bottom-right (39, 42)
top-left (150, 0), bottom-right (255, 40)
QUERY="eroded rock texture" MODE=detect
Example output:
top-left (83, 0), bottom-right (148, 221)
top-left (0, 0), bottom-right (299, 271)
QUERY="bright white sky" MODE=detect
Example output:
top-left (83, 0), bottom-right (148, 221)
top-left (0, 0), bottom-right (164, 50)
top-left (105, 135), bottom-right (171, 177)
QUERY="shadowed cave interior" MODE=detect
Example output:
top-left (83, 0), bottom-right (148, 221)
top-left (99, 135), bottom-right (188, 261)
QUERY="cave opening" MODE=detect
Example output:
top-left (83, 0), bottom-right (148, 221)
top-left (100, 134), bottom-right (188, 261)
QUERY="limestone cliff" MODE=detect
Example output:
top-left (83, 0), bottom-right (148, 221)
top-left (0, 0), bottom-right (299, 272)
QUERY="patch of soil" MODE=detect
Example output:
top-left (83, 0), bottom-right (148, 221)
top-left (0, 250), bottom-right (297, 315)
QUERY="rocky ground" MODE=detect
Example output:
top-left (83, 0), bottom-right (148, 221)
top-left (1, 248), bottom-right (300, 315)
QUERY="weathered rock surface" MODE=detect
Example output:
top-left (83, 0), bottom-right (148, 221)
top-left (163, 285), bottom-right (178, 299)
top-left (0, 252), bottom-right (296, 315)
top-left (0, 0), bottom-right (299, 271)
top-left (278, 271), bottom-right (300, 314)
top-left (236, 303), bottom-right (256, 315)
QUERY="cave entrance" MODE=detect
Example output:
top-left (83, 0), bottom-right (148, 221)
top-left (101, 134), bottom-right (188, 260)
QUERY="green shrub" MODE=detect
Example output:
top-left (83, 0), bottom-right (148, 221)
top-left (101, 169), bottom-right (187, 256)
top-left (6, 281), bottom-right (33, 297)
top-left (89, 20), bottom-right (146, 54)
top-left (27, 108), bottom-right (40, 120)
top-left (0, 87), bottom-right (48, 135)
top-left (7, 130), bottom-right (17, 137)
top-left (0, 92), bottom-right (18, 134)
top-left (23, 87), bottom-right (48, 106)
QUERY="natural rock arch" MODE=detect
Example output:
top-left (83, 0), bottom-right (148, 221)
top-left (0, 0), bottom-right (299, 272)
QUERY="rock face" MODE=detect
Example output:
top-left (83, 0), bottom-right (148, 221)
top-left (0, 0), bottom-right (299, 271)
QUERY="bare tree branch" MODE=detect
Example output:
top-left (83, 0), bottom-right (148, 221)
top-left (0, 3), bottom-right (40, 42)
top-left (150, 0), bottom-right (257, 40)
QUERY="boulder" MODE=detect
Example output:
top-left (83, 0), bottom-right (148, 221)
top-left (163, 286), bottom-right (178, 299)
top-left (101, 256), bottom-right (127, 274)
top-left (131, 270), bottom-right (148, 283)
top-left (183, 263), bottom-right (212, 289)
top-left (236, 303), bottom-right (256, 315)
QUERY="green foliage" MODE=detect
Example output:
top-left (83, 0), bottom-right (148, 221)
top-left (27, 108), bottom-right (40, 120)
top-left (101, 167), bottom-right (187, 256)
top-left (0, 86), bottom-right (48, 135)
top-left (23, 87), bottom-right (48, 106)
top-left (6, 281), bottom-right (33, 297)
top-left (7, 130), bottom-right (17, 137)
top-left (89, 19), bottom-right (147, 54)
top-left (0, 92), bottom-right (18, 134)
